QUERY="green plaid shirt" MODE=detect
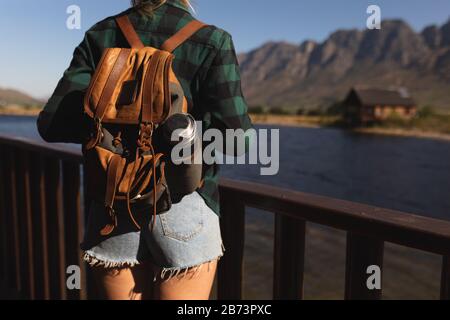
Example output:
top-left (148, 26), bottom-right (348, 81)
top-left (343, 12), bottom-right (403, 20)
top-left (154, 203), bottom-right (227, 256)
top-left (37, 0), bottom-right (253, 216)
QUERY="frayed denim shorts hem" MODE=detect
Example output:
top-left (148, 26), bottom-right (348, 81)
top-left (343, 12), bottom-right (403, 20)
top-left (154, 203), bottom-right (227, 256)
top-left (81, 191), bottom-right (225, 280)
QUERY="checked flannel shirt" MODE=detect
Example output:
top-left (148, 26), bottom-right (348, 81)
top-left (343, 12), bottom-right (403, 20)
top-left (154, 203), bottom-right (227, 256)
top-left (37, 0), bottom-right (253, 215)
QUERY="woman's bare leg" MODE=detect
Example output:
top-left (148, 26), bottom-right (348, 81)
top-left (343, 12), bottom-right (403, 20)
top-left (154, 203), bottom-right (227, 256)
top-left (154, 260), bottom-right (218, 300)
top-left (92, 262), bottom-right (155, 300)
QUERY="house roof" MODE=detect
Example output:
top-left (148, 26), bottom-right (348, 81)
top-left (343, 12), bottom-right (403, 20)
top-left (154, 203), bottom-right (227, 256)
top-left (350, 88), bottom-right (416, 107)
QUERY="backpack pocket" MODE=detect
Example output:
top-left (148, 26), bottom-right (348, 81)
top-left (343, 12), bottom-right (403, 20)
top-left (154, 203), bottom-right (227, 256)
top-left (84, 145), bottom-right (172, 235)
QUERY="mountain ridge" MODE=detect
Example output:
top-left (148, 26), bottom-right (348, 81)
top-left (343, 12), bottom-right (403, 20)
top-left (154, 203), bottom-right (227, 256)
top-left (0, 87), bottom-right (44, 108)
top-left (2, 19), bottom-right (449, 112)
top-left (238, 19), bottom-right (450, 111)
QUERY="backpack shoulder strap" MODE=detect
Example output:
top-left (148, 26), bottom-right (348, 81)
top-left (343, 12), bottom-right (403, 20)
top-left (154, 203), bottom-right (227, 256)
top-left (161, 20), bottom-right (208, 53)
top-left (115, 15), bottom-right (145, 49)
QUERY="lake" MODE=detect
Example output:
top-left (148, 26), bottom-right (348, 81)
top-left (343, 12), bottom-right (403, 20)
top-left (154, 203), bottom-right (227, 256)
top-left (1, 115), bottom-right (449, 299)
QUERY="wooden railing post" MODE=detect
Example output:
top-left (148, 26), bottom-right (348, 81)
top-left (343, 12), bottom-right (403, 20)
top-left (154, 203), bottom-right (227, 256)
top-left (30, 154), bottom-right (51, 300)
top-left (273, 216), bottom-right (305, 300)
top-left (345, 232), bottom-right (384, 300)
top-left (82, 168), bottom-right (99, 300)
top-left (16, 150), bottom-right (35, 299)
top-left (217, 189), bottom-right (245, 300)
top-left (0, 146), bottom-right (7, 293)
top-left (2, 147), bottom-right (22, 296)
top-left (62, 161), bottom-right (86, 300)
top-left (441, 256), bottom-right (450, 300)
top-left (44, 158), bottom-right (67, 300)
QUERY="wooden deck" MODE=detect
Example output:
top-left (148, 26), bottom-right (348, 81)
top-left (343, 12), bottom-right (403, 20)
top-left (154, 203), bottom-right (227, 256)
top-left (0, 134), bottom-right (449, 300)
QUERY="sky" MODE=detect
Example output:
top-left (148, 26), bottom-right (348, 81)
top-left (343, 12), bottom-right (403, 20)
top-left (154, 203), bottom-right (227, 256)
top-left (0, 0), bottom-right (449, 98)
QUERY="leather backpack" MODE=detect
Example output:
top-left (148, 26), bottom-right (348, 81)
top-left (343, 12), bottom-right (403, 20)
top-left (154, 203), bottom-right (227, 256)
top-left (83, 15), bottom-right (207, 236)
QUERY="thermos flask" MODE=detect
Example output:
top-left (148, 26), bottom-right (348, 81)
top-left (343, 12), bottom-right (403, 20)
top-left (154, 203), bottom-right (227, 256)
top-left (157, 113), bottom-right (203, 200)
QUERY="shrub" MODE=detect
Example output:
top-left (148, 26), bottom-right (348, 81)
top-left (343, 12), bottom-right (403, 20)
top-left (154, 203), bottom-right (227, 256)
top-left (270, 107), bottom-right (290, 115)
top-left (307, 109), bottom-right (323, 116)
top-left (296, 108), bottom-right (305, 115)
top-left (248, 105), bottom-right (266, 114)
top-left (417, 105), bottom-right (435, 118)
top-left (326, 102), bottom-right (344, 115)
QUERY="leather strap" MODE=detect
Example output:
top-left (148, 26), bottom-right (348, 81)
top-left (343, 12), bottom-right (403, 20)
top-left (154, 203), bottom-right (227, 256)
top-left (105, 155), bottom-right (123, 209)
top-left (142, 51), bottom-right (164, 124)
top-left (101, 154), bottom-right (125, 236)
top-left (95, 49), bottom-right (130, 121)
top-left (126, 150), bottom-right (144, 230)
top-left (149, 145), bottom-right (159, 231)
top-left (162, 54), bottom-right (174, 121)
top-left (116, 15), bottom-right (145, 49)
top-left (154, 53), bottom-right (171, 123)
top-left (142, 51), bottom-right (172, 124)
top-left (161, 20), bottom-right (208, 53)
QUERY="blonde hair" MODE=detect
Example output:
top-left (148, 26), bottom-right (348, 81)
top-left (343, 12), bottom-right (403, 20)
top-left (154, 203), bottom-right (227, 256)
top-left (131, 0), bottom-right (192, 15)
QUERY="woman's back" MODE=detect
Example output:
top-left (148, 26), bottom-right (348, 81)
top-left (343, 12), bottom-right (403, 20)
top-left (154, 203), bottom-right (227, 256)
top-left (38, 0), bottom-right (252, 216)
top-left (37, 0), bottom-right (252, 300)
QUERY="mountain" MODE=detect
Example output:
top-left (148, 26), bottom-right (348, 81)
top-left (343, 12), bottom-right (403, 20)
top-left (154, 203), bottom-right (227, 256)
top-left (238, 19), bottom-right (450, 111)
top-left (0, 87), bottom-right (44, 108)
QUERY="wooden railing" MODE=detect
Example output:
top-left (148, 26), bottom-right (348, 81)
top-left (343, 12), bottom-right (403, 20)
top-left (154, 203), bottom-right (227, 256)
top-left (0, 134), bottom-right (449, 300)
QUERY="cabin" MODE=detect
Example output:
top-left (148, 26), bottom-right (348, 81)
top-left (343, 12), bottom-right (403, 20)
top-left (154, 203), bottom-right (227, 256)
top-left (343, 88), bottom-right (417, 125)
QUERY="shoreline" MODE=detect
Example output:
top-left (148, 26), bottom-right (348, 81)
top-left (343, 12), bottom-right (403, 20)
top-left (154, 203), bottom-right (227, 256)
top-left (1, 111), bottom-right (450, 142)
top-left (351, 127), bottom-right (450, 142)
top-left (0, 106), bottom-right (41, 117)
top-left (250, 114), bottom-right (450, 142)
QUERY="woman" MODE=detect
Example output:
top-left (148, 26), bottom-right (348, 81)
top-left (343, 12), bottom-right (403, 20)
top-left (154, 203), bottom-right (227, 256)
top-left (37, 0), bottom-right (252, 300)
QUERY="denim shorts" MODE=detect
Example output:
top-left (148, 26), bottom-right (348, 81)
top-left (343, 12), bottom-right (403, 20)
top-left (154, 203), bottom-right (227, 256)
top-left (80, 192), bottom-right (225, 280)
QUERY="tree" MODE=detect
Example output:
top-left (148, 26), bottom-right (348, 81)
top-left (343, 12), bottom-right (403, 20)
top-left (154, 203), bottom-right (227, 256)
top-left (248, 105), bottom-right (266, 114)
top-left (270, 107), bottom-right (290, 115)
top-left (417, 105), bottom-right (435, 118)
top-left (326, 101), bottom-right (344, 116)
